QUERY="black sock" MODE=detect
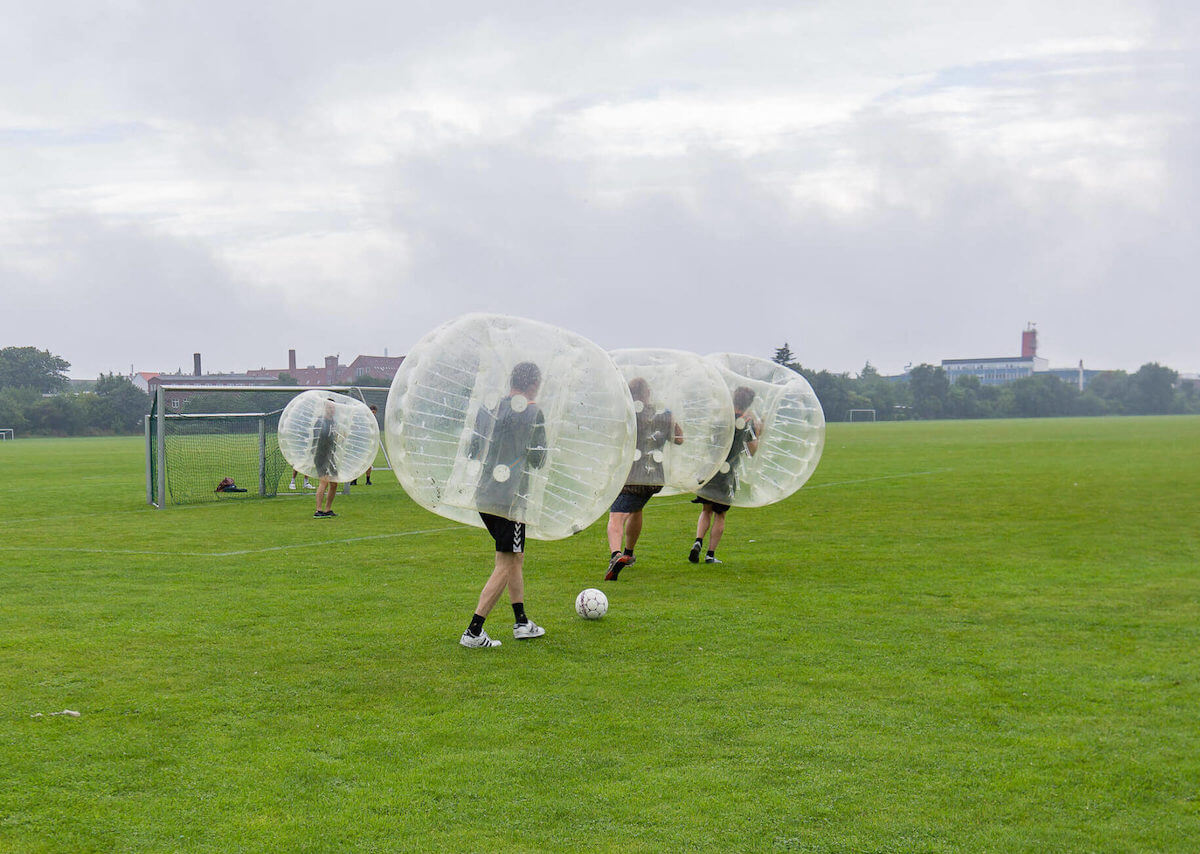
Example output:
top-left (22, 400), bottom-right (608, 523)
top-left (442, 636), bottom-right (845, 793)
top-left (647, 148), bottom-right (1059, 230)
top-left (706, 550), bottom-right (715, 558)
top-left (512, 603), bottom-right (527, 624)
top-left (622, 548), bottom-right (633, 557)
top-left (610, 550), bottom-right (620, 560)
top-left (467, 614), bottom-right (485, 636)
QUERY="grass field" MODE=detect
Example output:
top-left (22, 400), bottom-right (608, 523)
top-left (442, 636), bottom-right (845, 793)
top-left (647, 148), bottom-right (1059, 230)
top-left (2, 417), bottom-right (1198, 852)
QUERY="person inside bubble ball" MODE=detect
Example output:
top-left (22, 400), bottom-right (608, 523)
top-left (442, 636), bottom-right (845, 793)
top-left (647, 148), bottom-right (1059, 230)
top-left (312, 398), bottom-right (340, 518)
top-left (351, 404), bottom-right (378, 486)
top-left (604, 377), bottom-right (683, 581)
top-left (459, 361), bottom-right (549, 648)
top-left (689, 385), bottom-right (762, 564)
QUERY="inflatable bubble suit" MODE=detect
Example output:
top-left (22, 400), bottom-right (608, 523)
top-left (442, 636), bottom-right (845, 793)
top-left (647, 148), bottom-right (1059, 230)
top-left (278, 390), bottom-right (381, 483)
top-left (694, 353), bottom-right (825, 508)
top-left (608, 348), bottom-right (734, 493)
top-left (385, 313), bottom-right (637, 540)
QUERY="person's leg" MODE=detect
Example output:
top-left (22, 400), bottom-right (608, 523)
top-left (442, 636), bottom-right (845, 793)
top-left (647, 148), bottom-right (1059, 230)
top-left (314, 480), bottom-right (327, 514)
top-left (323, 480), bottom-right (336, 512)
top-left (607, 511), bottom-right (629, 553)
top-left (474, 551), bottom-right (523, 618)
top-left (706, 510), bottom-right (727, 561)
top-left (365, 466), bottom-right (372, 485)
top-left (695, 506), bottom-right (712, 540)
top-left (624, 510), bottom-right (644, 551)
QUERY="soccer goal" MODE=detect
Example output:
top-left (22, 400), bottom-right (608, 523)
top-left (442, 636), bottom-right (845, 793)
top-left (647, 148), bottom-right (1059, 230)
top-left (146, 384), bottom-right (393, 508)
top-left (847, 409), bottom-right (877, 422)
top-left (0, 428), bottom-right (13, 440)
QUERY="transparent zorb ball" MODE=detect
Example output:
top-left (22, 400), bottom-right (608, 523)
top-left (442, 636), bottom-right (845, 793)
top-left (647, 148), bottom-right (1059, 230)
top-left (278, 390), bottom-right (380, 483)
top-left (608, 348), bottom-right (734, 493)
top-left (385, 313), bottom-right (636, 540)
top-left (694, 353), bottom-right (824, 507)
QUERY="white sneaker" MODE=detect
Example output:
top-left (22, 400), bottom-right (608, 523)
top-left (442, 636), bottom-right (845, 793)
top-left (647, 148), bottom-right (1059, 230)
top-left (460, 629), bottom-right (501, 648)
top-left (304, 481), bottom-right (315, 489)
top-left (289, 481), bottom-right (297, 490)
top-left (513, 620), bottom-right (546, 640)
top-left (704, 555), bottom-right (723, 564)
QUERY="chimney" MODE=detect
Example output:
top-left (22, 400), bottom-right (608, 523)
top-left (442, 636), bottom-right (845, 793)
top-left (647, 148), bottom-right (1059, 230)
top-left (193, 353), bottom-right (202, 376)
top-left (1021, 323), bottom-right (1037, 359)
top-left (325, 355), bottom-right (339, 382)
top-left (288, 349), bottom-right (297, 372)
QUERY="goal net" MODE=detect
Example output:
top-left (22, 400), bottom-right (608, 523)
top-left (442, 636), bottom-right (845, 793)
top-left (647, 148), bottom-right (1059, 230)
top-left (847, 408), bottom-right (876, 422)
top-left (147, 385), bottom-right (390, 507)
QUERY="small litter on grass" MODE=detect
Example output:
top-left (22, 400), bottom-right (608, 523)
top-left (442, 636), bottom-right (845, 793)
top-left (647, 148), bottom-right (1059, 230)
top-left (50, 710), bottom-right (81, 717)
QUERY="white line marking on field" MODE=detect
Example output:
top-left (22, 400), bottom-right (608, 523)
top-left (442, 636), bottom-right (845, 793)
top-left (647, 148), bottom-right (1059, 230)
top-left (0, 525), bottom-right (468, 558)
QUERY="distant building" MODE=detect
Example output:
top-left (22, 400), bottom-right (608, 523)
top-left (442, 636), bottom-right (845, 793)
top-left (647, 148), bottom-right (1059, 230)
top-left (942, 325), bottom-right (1048, 386)
top-left (246, 349), bottom-right (404, 385)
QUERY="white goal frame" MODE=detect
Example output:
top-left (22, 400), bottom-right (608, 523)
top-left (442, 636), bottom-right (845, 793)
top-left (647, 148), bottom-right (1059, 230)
top-left (847, 409), bottom-right (877, 422)
top-left (147, 384), bottom-right (393, 508)
top-left (0, 428), bottom-right (13, 440)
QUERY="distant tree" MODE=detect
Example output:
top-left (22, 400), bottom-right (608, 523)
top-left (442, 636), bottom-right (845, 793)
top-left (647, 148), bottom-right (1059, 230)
top-left (908, 364), bottom-right (949, 419)
top-left (772, 343), bottom-right (797, 369)
top-left (1130, 363), bottom-right (1177, 414)
top-left (1086, 371), bottom-right (1132, 414)
top-left (947, 374), bottom-right (984, 419)
top-left (1009, 374), bottom-right (1078, 418)
top-left (276, 372), bottom-right (299, 385)
top-left (94, 373), bottom-right (150, 432)
top-left (0, 346), bottom-right (71, 393)
top-left (350, 374), bottom-right (392, 387)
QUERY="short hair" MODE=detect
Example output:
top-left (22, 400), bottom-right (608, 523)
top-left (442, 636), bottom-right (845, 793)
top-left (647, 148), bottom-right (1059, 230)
top-left (510, 361), bottom-right (541, 392)
top-left (732, 386), bottom-right (755, 411)
top-left (369, 404), bottom-right (378, 413)
top-left (628, 377), bottom-right (651, 404)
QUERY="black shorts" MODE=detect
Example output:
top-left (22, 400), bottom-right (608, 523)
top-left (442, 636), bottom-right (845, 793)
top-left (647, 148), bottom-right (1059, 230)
top-left (315, 452), bottom-right (336, 479)
top-left (610, 484), bottom-right (662, 514)
top-left (480, 513), bottom-right (525, 553)
top-left (691, 496), bottom-right (730, 515)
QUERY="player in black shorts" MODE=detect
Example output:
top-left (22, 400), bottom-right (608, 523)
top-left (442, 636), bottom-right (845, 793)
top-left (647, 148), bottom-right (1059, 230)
top-left (605, 377), bottom-right (682, 580)
top-left (690, 386), bottom-right (762, 564)
top-left (460, 362), bottom-right (549, 648)
top-left (312, 398), bottom-right (340, 518)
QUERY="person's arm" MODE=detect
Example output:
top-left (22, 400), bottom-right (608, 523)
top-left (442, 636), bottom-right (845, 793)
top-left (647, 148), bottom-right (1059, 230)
top-left (746, 416), bottom-right (763, 456)
top-left (672, 419), bottom-right (684, 445)
top-left (527, 410), bottom-right (548, 469)
top-left (467, 407), bottom-right (490, 459)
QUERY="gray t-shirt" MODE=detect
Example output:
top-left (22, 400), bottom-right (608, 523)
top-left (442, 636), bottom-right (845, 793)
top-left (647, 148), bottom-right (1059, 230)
top-left (468, 395), bottom-right (548, 519)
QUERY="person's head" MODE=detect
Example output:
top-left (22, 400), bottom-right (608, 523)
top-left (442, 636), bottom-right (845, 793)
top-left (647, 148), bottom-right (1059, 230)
top-left (732, 386), bottom-right (755, 414)
top-left (510, 361), bottom-right (541, 395)
top-left (628, 377), bottom-right (651, 406)
top-left (324, 398), bottom-right (336, 417)
top-left (369, 404), bottom-right (378, 414)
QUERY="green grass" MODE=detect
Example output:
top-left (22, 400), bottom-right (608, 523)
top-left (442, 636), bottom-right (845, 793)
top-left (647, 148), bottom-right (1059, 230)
top-left (2, 417), bottom-right (1198, 852)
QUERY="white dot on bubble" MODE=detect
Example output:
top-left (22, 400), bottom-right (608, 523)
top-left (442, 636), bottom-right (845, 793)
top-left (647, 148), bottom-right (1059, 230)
top-left (510, 394), bottom-right (529, 413)
top-left (735, 417), bottom-right (746, 429)
top-left (492, 464), bottom-right (511, 483)
top-left (651, 450), bottom-right (663, 463)
top-left (632, 449), bottom-right (642, 461)
top-left (633, 400), bottom-right (644, 413)
top-left (719, 461), bottom-right (731, 473)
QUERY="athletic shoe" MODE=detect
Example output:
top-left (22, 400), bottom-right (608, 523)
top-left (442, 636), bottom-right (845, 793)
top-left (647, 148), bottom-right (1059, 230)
top-left (513, 620), bottom-right (546, 639)
top-left (605, 552), bottom-right (631, 581)
top-left (704, 555), bottom-right (722, 564)
top-left (689, 542), bottom-right (702, 563)
top-left (313, 511), bottom-right (327, 518)
top-left (350, 479), bottom-right (358, 485)
top-left (460, 630), bottom-right (501, 648)
top-left (304, 481), bottom-right (315, 489)
top-left (289, 481), bottom-right (297, 490)
top-left (325, 511), bottom-right (337, 517)
top-left (365, 479), bottom-right (371, 485)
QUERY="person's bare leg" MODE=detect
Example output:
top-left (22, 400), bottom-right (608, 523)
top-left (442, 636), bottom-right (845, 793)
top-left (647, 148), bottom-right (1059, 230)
top-left (607, 512), bottom-right (629, 552)
top-left (695, 507), bottom-right (712, 540)
top-left (474, 551), bottom-right (524, 617)
top-left (315, 480), bottom-right (327, 513)
top-left (625, 510), bottom-right (644, 551)
top-left (708, 512), bottom-right (727, 551)
top-left (323, 480), bottom-right (336, 512)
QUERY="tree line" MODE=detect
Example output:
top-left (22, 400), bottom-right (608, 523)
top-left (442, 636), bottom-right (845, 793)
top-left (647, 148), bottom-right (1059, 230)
top-left (3, 343), bottom-right (1197, 437)
top-left (0, 347), bottom-right (149, 436)
top-left (772, 343), bottom-right (1200, 421)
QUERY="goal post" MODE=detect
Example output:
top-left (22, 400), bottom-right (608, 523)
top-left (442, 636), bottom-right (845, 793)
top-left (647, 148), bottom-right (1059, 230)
top-left (146, 384), bottom-right (390, 508)
top-left (847, 408), bottom-right (877, 422)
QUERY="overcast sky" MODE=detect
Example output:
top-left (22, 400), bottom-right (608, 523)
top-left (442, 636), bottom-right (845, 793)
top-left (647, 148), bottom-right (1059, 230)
top-left (2, 1), bottom-right (1196, 379)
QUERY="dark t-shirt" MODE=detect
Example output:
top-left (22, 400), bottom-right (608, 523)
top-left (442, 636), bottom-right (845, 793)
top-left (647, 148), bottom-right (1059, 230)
top-left (705, 418), bottom-right (756, 502)
top-left (313, 415), bottom-right (337, 477)
top-left (468, 394), bottom-right (547, 519)
top-left (625, 407), bottom-right (674, 487)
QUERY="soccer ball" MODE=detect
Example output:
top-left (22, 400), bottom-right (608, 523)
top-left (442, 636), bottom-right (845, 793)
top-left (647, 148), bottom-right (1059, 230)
top-left (575, 588), bottom-right (608, 620)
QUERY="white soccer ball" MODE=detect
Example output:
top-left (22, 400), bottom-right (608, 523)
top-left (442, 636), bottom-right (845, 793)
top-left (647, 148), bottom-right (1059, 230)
top-left (575, 588), bottom-right (609, 620)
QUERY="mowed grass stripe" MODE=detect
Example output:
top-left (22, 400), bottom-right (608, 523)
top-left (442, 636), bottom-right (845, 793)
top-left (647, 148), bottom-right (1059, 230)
top-left (1, 417), bottom-right (1197, 852)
